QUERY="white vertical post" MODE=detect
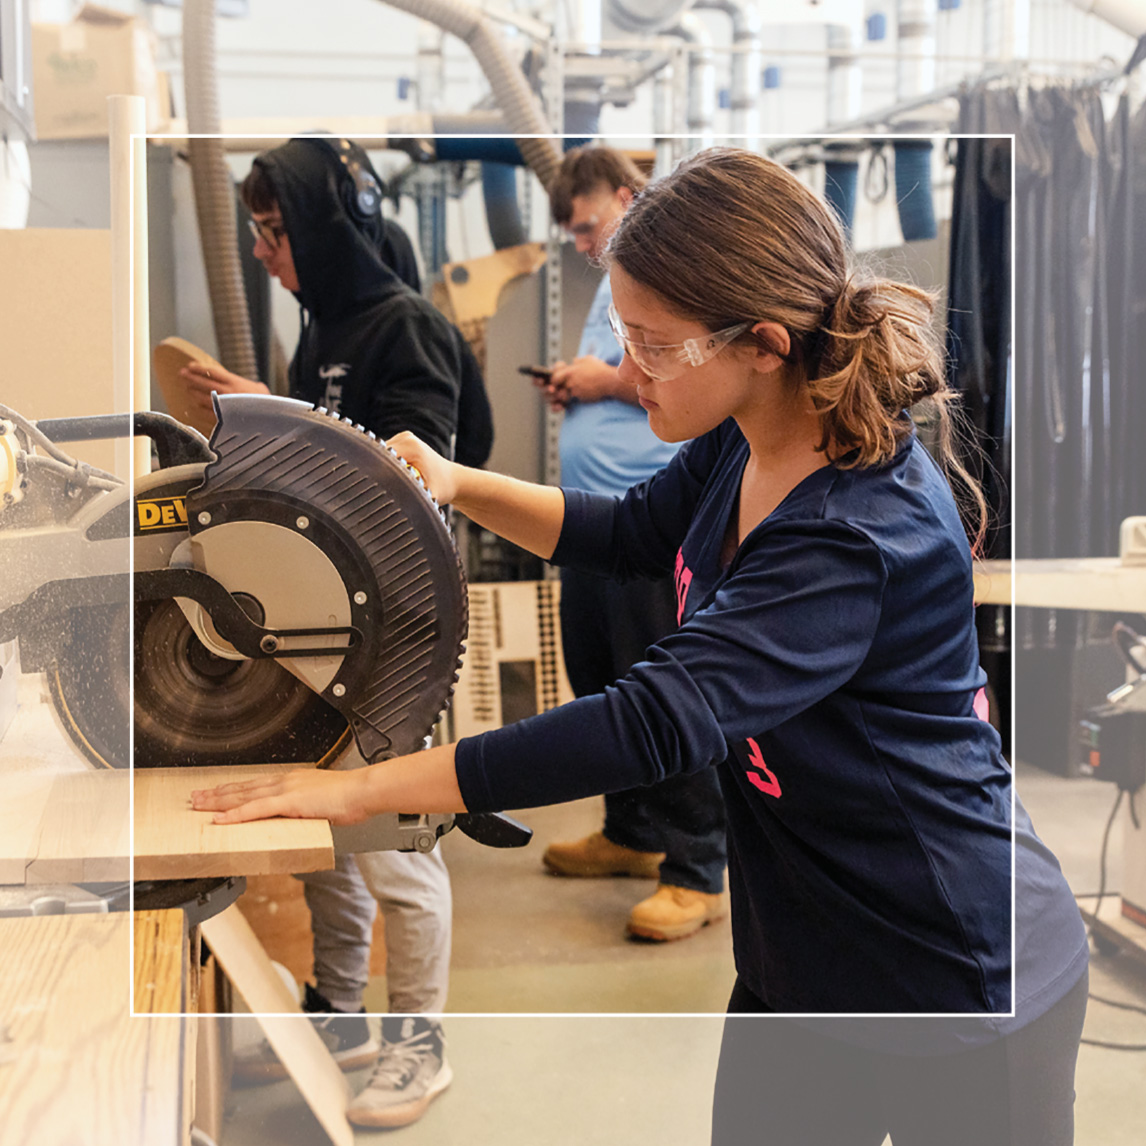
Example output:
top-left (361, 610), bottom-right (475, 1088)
top-left (109, 94), bottom-right (150, 482)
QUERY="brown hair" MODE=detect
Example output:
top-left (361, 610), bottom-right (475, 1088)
top-left (549, 146), bottom-right (648, 226)
top-left (606, 147), bottom-right (987, 551)
top-left (240, 161), bottom-right (278, 215)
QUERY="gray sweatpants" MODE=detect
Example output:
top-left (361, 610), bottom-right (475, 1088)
top-left (295, 847), bottom-right (452, 1015)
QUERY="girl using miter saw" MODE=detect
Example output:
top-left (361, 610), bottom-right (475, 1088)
top-left (196, 148), bottom-right (1087, 1146)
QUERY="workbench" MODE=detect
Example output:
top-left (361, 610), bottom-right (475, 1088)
top-left (0, 676), bottom-right (353, 1144)
top-left (976, 556), bottom-right (1146, 961)
top-left (0, 911), bottom-right (191, 1146)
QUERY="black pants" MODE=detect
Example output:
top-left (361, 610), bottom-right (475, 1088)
top-left (711, 970), bottom-right (1088, 1146)
top-left (559, 567), bottom-right (727, 893)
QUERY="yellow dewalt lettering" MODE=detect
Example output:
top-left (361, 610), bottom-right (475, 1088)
top-left (138, 502), bottom-right (161, 528)
top-left (173, 498), bottom-right (187, 523)
top-left (161, 504), bottom-right (176, 525)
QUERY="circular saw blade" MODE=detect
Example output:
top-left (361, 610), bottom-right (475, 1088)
top-left (48, 603), bottom-right (130, 770)
top-left (133, 598), bottom-right (351, 768)
top-left (49, 588), bottom-right (351, 771)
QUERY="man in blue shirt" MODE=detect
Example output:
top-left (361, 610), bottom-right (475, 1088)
top-left (538, 147), bottom-right (728, 941)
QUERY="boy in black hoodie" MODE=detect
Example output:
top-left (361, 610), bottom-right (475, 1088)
top-left (182, 137), bottom-right (485, 1129)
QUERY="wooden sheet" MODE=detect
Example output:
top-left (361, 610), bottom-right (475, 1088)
top-left (441, 242), bottom-right (547, 325)
top-left (153, 335), bottom-right (224, 438)
top-left (134, 909), bottom-right (188, 1015)
top-left (29, 769), bottom-right (130, 883)
top-left (0, 769), bottom-right (129, 885)
top-left (133, 764), bottom-right (335, 880)
top-left (0, 913), bottom-right (187, 1146)
top-left (201, 904), bottom-right (353, 1146)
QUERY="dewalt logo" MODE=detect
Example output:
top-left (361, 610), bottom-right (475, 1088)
top-left (136, 496), bottom-right (189, 533)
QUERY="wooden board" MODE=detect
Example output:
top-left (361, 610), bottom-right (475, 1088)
top-left (153, 335), bottom-right (225, 437)
top-left (134, 909), bottom-right (188, 1015)
top-left (0, 913), bottom-right (187, 1146)
top-left (133, 764), bottom-right (335, 880)
top-left (441, 242), bottom-right (547, 325)
top-left (0, 769), bottom-right (129, 885)
top-left (0, 773), bottom-right (57, 883)
top-left (28, 769), bottom-right (130, 884)
top-left (201, 904), bottom-right (354, 1146)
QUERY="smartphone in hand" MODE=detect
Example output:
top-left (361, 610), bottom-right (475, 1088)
top-left (518, 365), bottom-right (554, 381)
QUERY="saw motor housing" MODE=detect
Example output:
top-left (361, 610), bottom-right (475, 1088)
top-left (0, 396), bottom-right (531, 855)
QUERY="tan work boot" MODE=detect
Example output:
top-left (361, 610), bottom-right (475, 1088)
top-left (542, 830), bottom-right (664, 878)
top-left (627, 884), bottom-right (728, 941)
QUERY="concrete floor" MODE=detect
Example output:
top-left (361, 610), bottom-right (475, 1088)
top-left (220, 767), bottom-right (1146, 1145)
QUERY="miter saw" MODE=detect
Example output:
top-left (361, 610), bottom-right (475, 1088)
top-left (0, 393), bottom-right (529, 861)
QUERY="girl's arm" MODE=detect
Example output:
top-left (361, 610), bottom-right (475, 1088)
top-left (388, 431), bottom-right (565, 560)
top-left (191, 743), bottom-right (465, 825)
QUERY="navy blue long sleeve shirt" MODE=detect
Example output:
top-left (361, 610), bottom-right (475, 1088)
top-left (455, 419), bottom-right (1086, 1024)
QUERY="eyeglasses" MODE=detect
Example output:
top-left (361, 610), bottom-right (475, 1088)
top-left (607, 305), bottom-right (750, 382)
top-left (566, 215), bottom-right (599, 239)
top-left (247, 217), bottom-right (288, 248)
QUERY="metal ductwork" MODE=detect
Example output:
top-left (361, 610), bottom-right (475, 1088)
top-left (896, 0), bottom-right (936, 101)
top-left (653, 66), bottom-right (675, 176)
top-left (481, 162), bottom-right (527, 249)
top-left (824, 12), bottom-right (863, 238)
top-left (378, 0), bottom-right (562, 189)
top-left (182, 0), bottom-right (260, 381)
top-left (606, 1), bottom-right (697, 34)
top-left (668, 11), bottom-right (716, 151)
top-left (1068, 0), bottom-right (1146, 36)
top-left (826, 18), bottom-right (862, 127)
top-left (695, 0), bottom-right (761, 140)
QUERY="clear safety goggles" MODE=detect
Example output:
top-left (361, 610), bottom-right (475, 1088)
top-left (607, 304), bottom-right (750, 381)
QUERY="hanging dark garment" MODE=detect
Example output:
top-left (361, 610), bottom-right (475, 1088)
top-left (949, 89), bottom-right (1016, 559)
top-left (1006, 84), bottom-right (1144, 772)
top-left (949, 90), bottom-right (1018, 749)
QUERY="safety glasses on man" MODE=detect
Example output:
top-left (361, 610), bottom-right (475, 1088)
top-left (607, 304), bottom-right (750, 382)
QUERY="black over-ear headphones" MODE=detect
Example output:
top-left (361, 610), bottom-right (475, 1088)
top-left (305, 136), bottom-right (383, 224)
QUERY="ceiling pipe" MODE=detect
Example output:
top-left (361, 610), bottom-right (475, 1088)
top-left (694, 0), bottom-right (761, 141)
top-left (667, 11), bottom-right (716, 152)
top-left (606, 1), bottom-right (696, 34)
top-left (378, 0), bottom-right (562, 189)
top-left (824, 11), bottom-right (864, 239)
top-left (1067, 0), bottom-right (1146, 37)
top-left (653, 64), bottom-right (676, 176)
top-left (896, 0), bottom-right (936, 104)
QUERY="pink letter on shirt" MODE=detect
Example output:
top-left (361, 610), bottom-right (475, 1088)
top-left (674, 549), bottom-right (693, 625)
top-left (973, 687), bottom-right (989, 722)
top-left (745, 737), bottom-right (782, 799)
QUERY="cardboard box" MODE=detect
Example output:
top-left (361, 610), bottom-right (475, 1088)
top-left (31, 5), bottom-right (164, 141)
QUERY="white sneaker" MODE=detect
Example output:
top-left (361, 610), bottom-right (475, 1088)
top-left (232, 984), bottom-right (379, 1085)
top-left (347, 1017), bottom-right (453, 1128)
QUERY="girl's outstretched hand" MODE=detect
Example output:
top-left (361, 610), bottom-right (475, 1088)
top-left (190, 767), bottom-right (371, 826)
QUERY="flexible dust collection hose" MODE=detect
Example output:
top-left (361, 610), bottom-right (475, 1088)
top-left (378, 0), bottom-right (563, 190)
top-left (182, 0), bottom-right (260, 381)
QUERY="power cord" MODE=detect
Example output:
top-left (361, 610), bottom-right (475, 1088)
top-left (1075, 787), bottom-right (1146, 1051)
